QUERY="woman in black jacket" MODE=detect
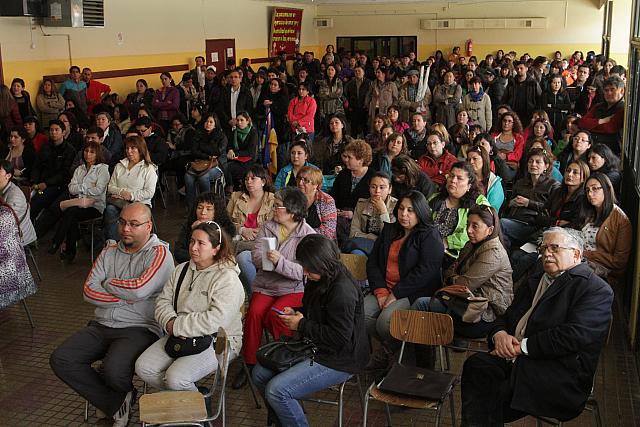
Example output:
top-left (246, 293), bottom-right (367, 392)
top-left (252, 234), bottom-right (369, 426)
top-left (184, 113), bottom-right (227, 207)
top-left (256, 78), bottom-right (289, 143)
top-left (540, 75), bottom-right (571, 137)
top-left (365, 190), bottom-right (444, 368)
top-left (226, 112), bottom-right (260, 190)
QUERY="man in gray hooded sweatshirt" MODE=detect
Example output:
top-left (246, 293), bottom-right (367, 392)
top-left (50, 203), bottom-right (174, 427)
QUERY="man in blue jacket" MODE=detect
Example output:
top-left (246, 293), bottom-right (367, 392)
top-left (461, 227), bottom-right (613, 426)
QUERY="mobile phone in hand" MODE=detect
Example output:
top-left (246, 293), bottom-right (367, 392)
top-left (271, 307), bottom-right (286, 315)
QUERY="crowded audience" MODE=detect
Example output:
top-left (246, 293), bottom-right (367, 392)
top-left (0, 45), bottom-right (628, 427)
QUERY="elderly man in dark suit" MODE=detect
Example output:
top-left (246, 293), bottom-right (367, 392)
top-left (461, 227), bottom-right (613, 426)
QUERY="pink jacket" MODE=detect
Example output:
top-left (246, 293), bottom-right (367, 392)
top-left (287, 96), bottom-right (317, 133)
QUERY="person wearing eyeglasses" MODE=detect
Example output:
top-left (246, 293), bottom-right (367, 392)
top-left (104, 136), bottom-right (158, 241)
top-left (296, 165), bottom-right (337, 240)
top-left (571, 173), bottom-right (631, 282)
top-left (232, 187), bottom-right (316, 390)
top-left (461, 227), bottom-right (613, 425)
top-left (136, 221), bottom-right (244, 395)
top-left (51, 203), bottom-right (174, 427)
top-left (134, 116), bottom-right (169, 166)
top-left (557, 130), bottom-right (592, 174)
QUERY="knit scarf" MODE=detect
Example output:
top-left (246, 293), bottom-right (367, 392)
top-left (232, 125), bottom-right (252, 151)
top-left (469, 88), bottom-right (485, 102)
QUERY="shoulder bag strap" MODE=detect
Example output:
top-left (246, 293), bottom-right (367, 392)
top-left (172, 263), bottom-right (190, 312)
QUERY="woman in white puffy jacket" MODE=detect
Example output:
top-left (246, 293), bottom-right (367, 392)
top-left (49, 140), bottom-right (110, 262)
top-left (103, 135), bottom-right (158, 241)
top-left (135, 221), bottom-right (244, 391)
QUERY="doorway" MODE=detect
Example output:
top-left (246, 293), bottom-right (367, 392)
top-left (336, 36), bottom-right (417, 59)
top-left (205, 39), bottom-right (236, 73)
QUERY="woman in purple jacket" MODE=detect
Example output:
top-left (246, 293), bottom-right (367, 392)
top-left (152, 72), bottom-right (180, 132)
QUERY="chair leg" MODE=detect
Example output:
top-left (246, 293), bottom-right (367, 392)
top-left (25, 247), bottom-right (42, 282)
top-left (243, 361), bottom-right (262, 409)
top-left (84, 399), bottom-right (89, 422)
top-left (21, 300), bottom-right (35, 328)
top-left (384, 402), bottom-right (392, 426)
top-left (356, 374), bottom-right (365, 413)
top-left (89, 222), bottom-right (95, 264)
top-left (362, 382), bottom-right (374, 427)
top-left (337, 380), bottom-right (347, 427)
top-left (449, 389), bottom-right (456, 427)
top-left (434, 403), bottom-right (442, 427)
top-left (444, 347), bottom-right (451, 371)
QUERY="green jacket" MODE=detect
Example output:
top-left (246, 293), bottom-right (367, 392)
top-left (429, 194), bottom-right (490, 259)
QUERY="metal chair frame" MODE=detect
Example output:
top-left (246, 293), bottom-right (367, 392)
top-left (78, 216), bottom-right (104, 263)
top-left (300, 375), bottom-right (365, 427)
top-left (139, 327), bottom-right (232, 427)
top-left (362, 310), bottom-right (457, 427)
top-left (24, 245), bottom-right (42, 282)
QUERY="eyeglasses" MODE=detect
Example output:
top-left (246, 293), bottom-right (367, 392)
top-left (537, 244), bottom-right (576, 254)
top-left (272, 204), bottom-right (287, 211)
top-left (586, 185), bottom-right (603, 193)
top-left (117, 219), bottom-right (150, 229)
top-left (298, 176), bottom-right (313, 185)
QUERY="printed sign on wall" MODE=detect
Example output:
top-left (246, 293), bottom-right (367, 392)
top-left (270, 7), bottom-right (303, 57)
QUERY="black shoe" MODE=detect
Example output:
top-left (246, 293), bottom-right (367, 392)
top-left (232, 367), bottom-right (249, 389)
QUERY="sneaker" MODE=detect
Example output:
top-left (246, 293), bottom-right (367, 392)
top-left (112, 389), bottom-right (136, 427)
top-left (95, 408), bottom-right (106, 419)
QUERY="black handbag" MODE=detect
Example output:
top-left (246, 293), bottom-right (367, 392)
top-left (164, 264), bottom-right (215, 358)
top-left (377, 362), bottom-right (457, 401)
top-left (256, 337), bottom-right (318, 372)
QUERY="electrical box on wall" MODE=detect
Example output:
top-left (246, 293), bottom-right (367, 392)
top-left (0, 0), bottom-right (46, 17)
top-left (43, 0), bottom-right (104, 28)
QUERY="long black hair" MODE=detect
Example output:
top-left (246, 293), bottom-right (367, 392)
top-left (575, 172), bottom-right (616, 227)
top-left (588, 143), bottom-right (620, 174)
top-left (431, 161), bottom-right (481, 209)
top-left (391, 190), bottom-right (433, 240)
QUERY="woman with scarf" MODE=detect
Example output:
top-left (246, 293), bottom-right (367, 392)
top-left (462, 77), bottom-right (492, 132)
top-left (433, 71), bottom-right (462, 129)
top-left (226, 112), bottom-right (259, 191)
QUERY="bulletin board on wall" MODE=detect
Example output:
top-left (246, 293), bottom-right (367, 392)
top-left (270, 7), bottom-right (303, 57)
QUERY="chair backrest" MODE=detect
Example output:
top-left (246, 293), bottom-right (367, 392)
top-left (389, 310), bottom-right (454, 346)
top-left (340, 253), bottom-right (367, 281)
top-left (215, 326), bottom-right (229, 376)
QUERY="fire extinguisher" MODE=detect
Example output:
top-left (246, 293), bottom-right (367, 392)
top-left (466, 39), bottom-right (473, 57)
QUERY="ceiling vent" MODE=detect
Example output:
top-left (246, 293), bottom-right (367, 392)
top-left (314, 18), bottom-right (333, 28)
top-left (420, 19), bottom-right (452, 30)
top-left (44, 0), bottom-right (104, 28)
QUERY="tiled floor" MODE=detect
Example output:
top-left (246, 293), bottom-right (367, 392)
top-left (0, 190), bottom-right (639, 426)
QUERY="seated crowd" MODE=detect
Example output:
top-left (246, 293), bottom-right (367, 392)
top-left (0, 45), bottom-right (630, 426)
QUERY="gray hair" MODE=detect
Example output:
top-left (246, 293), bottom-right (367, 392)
top-left (275, 187), bottom-right (308, 223)
top-left (543, 227), bottom-right (584, 255)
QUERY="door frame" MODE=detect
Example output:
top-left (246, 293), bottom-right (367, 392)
top-left (205, 38), bottom-right (236, 72)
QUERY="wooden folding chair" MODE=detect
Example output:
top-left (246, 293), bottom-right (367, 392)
top-left (139, 327), bottom-right (232, 427)
top-left (363, 310), bottom-right (457, 427)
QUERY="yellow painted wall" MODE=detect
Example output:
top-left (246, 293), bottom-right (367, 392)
top-left (0, 0), bottom-right (320, 101)
top-left (316, 0), bottom-right (630, 64)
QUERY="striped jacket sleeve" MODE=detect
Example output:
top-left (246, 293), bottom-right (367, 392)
top-left (83, 244), bottom-right (122, 306)
top-left (103, 245), bottom-right (174, 302)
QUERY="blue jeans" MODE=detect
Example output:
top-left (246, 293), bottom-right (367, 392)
top-left (236, 250), bottom-right (256, 295)
top-left (252, 360), bottom-right (351, 427)
top-left (184, 166), bottom-right (223, 207)
top-left (103, 204), bottom-right (122, 241)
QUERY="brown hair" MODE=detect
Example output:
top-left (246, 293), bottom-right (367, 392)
top-left (526, 147), bottom-right (552, 176)
top-left (384, 132), bottom-right (409, 156)
top-left (83, 140), bottom-right (106, 165)
top-left (430, 123), bottom-right (451, 143)
top-left (298, 165), bottom-right (324, 189)
top-left (499, 111), bottom-right (523, 133)
top-left (191, 221), bottom-right (235, 265)
top-left (124, 135), bottom-right (152, 164)
top-left (344, 139), bottom-right (373, 166)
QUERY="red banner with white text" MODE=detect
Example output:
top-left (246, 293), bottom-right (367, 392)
top-left (270, 7), bottom-right (303, 57)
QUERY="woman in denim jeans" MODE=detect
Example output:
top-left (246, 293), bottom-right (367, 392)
top-left (252, 234), bottom-right (369, 426)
